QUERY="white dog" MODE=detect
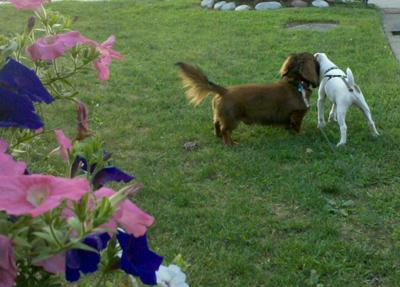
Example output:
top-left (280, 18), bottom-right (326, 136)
top-left (314, 53), bottom-right (379, 146)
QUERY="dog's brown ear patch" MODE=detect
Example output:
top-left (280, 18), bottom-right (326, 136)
top-left (279, 54), bottom-right (296, 78)
top-left (280, 53), bottom-right (320, 87)
top-left (299, 54), bottom-right (320, 87)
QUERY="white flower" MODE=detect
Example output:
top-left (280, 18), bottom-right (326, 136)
top-left (156, 264), bottom-right (189, 287)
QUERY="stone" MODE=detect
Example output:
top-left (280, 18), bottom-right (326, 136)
top-left (291, 0), bottom-right (308, 7)
top-left (235, 4), bottom-right (251, 10)
top-left (221, 2), bottom-right (236, 10)
top-left (213, 1), bottom-right (226, 9)
top-left (255, 1), bottom-right (282, 10)
top-left (312, 0), bottom-right (330, 7)
top-left (201, 0), bottom-right (214, 8)
top-left (183, 141), bottom-right (199, 151)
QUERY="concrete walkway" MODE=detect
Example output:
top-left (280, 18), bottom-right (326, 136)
top-left (369, 0), bottom-right (400, 63)
top-left (369, 0), bottom-right (400, 9)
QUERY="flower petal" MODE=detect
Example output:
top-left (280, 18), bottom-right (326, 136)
top-left (92, 167), bottom-right (134, 189)
top-left (35, 252), bottom-right (66, 274)
top-left (27, 31), bottom-right (86, 61)
top-left (0, 175), bottom-right (89, 217)
top-left (9, 0), bottom-right (48, 10)
top-left (0, 235), bottom-right (17, 287)
top-left (54, 129), bottom-right (72, 162)
top-left (0, 87), bottom-right (44, 130)
top-left (65, 233), bottom-right (110, 282)
top-left (0, 139), bottom-right (26, 176)
top-left (117, 231), bottom-right (163, 285)
top-left (0, 58), bottom-right (53, 104)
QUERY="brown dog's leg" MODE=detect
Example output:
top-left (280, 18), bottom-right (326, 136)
top-left (214, 121), bottom-right (222, 137)
top-left (222, 131), bottom-right (234, 146)
top-left (290, 111), bottom-right (306, 133)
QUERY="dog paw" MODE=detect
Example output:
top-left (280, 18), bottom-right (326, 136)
top-left (317, 121), bottom-right (326, 129)
top-left (372, 131), bottom-right (380, 137)
top-left (336, 141), bottom-right (346, 147)
top-left (328, 115), bottom-right (337, 123)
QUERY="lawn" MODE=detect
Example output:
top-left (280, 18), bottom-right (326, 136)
top-left (1, 0), bottom-right (400, 286)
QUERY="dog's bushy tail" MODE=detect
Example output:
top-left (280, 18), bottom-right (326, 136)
top-left (176, 62), bottom-right (227, 106)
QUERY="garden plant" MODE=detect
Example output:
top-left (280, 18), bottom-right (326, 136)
top-left (0, 0), bottom-right (189, 286)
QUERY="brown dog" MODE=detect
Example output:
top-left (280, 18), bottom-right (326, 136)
top-left (176, 53), bottom-right (319, 145)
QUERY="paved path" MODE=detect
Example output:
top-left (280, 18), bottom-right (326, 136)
top-left (369, 0), bottom-right (400, 9)
top-left (369, 0), bottom-right (400, 63)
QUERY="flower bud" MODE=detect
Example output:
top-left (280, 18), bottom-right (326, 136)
top-left (26, 16), bottom-right (35, 33)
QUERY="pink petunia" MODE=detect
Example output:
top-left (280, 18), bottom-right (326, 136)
top-left (9, 0), bottom-right (49, 10)
top-left (0, 235), bottom-right (17, 287)
top-left (95, 187), bottom-right (154, 236)
top-left (54, 129), bottom-right (72, 162)
top-left (26, 31), bottom-right (85, 61)
top-left (85, 35), bottom-right (123, 81)
top-left (0, 139), bottom-right (26, 176)
top-left (35, 252), bottom-right (66, 274)
top-left (0, 175), bottom-right (89, 217)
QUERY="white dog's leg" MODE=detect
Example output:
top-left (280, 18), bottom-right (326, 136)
top-left (317, 84), bottom-right (327, 129)
top-left (328, 103), bottom-right (337, 122)
top-left (353, 93), bottom-right (380, 137)
top-left (336, 104), bottom-right (349, 146)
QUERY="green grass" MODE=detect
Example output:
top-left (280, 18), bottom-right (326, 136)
top-left (2, 0), bottom-right (400, 286)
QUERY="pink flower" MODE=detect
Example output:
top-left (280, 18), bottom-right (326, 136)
top-left (35, 127), bottom-right (44, 135)
top-left (0, 139), bottom-right (26, 176)
top-left (95, 187), bottom-right (154, 236)
top-left (35, 252), bottom-right (66, 274)
top-left (85, 35), bottom-right (123, 81)
top-left (9, 0), bottom-right (49, 10)
top-left (0, 235), bottom-right (17, 287)
top-left (27, 31), bottom-right (85, 61)
top-left (26, 32), bottom-right (122, 80)
top-left (54, 129), bottom-right (72, 161)
top-left (0, 175), bottom-right (89, 217)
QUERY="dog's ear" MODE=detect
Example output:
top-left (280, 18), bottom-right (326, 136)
top-left (279, 54), bottom-right (296, 78)
top-left (299, 54), bottom-right (320, 88)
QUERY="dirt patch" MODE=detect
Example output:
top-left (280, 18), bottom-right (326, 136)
top-left (286, 21), bottom-right (339, 31)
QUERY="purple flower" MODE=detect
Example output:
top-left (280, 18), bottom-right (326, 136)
top-left (0, 86), bottom-right (43, 129)
top-left (66, 233), bottom-right (110, 282)
top-left (92, 167), bottom-right (134, 189)
top-left (70, 155), bottom-right (90, 178)
top-left (0, 58), bottom-right (53, 130)
top-left (0, 58), bottom-right (53, 104)
top-left (117, 230), bottom-right (163, 285)
top-left (70, 151), bottom-right (112, 178)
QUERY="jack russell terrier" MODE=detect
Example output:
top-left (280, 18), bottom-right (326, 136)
top-left (314, 53), bottom-right (379, 146)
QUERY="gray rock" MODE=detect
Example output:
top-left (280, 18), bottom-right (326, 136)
top-left (201, 0), bottom-right (214, 8)
top-left (221, 1), bottom-right (236, 10)
top-left (255, 1), bottom-right (282, 10)
top-left (312, 0), bottom-right (329, 7)
top-left (291, 0), bottom-right (308, 7)
top-left (213, 1), bottom-right (226, 9)
top-left (235, 4), bottom-right (251, 10)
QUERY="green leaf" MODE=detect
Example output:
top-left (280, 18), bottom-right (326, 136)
top-left (33, 231), bottom-right (53, 242)
top-left (342, 200), bottom-right (355, 207)
top-left (69, 241), bottom-right (98, 253)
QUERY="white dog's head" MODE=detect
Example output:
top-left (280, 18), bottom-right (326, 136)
top-left (313, 52), bottom-right (327, 64)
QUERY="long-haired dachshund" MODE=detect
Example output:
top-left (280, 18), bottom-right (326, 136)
top-left (176, 53), bottom-right (320, 145)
